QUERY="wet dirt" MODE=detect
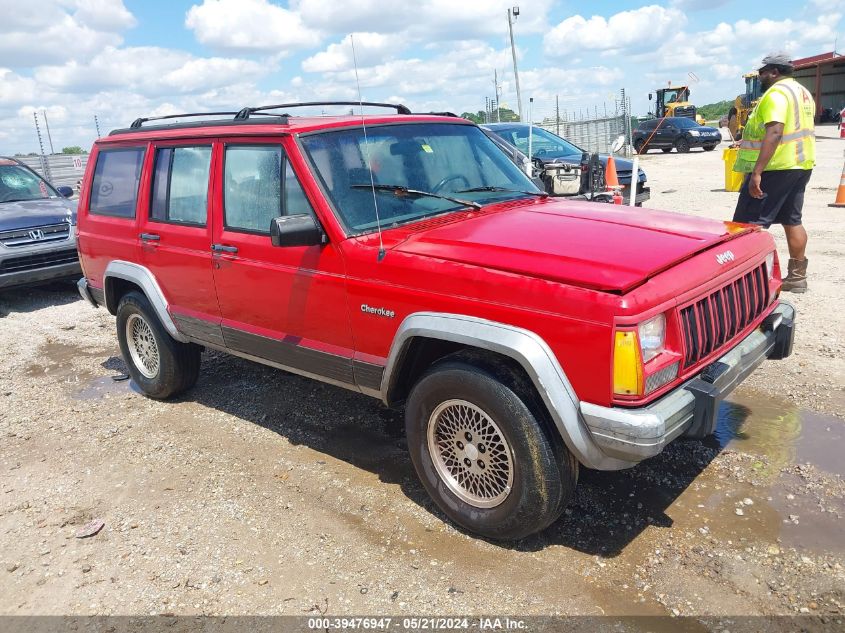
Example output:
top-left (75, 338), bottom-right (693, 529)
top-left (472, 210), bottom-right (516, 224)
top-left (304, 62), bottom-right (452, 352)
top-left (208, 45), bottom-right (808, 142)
top-left (3, 335), bottom-right (844, 617)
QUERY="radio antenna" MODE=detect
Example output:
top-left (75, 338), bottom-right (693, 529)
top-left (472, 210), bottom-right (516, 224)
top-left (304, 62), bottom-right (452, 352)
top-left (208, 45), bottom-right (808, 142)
top-left (350, 34), bottom-right (386, 262)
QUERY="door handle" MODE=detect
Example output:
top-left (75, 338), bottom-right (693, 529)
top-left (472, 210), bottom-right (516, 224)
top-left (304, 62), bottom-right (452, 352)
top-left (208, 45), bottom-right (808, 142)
top-left (211, 243), bottom-right (238, 254)
top-left (140, 233), bottom-right (160, 241)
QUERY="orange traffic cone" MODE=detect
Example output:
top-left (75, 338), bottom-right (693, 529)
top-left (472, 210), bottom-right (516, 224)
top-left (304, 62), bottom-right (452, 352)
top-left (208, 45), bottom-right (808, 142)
top-left (830, 153), bottom-right (845, 207)
top-left (605, 156), bottom-right (620, 188)
top-left (605, 156), bottom-right (623, 204)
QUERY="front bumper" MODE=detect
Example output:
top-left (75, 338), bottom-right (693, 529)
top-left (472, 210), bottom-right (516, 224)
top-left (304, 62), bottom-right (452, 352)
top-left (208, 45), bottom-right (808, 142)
top-left (0, 260), bottom-right (81, 289)
top-left (580, 300), bottom-right (795, 464)
top-left (689, 135), bottom-right (722, 147)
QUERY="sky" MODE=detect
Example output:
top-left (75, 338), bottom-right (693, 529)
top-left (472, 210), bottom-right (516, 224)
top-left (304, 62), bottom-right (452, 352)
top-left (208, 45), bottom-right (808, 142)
top-left (0, 0), bottom-right (841, 154)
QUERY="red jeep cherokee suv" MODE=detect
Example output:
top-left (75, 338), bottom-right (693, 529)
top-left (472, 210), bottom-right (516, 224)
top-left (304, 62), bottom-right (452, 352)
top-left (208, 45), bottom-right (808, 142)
top-left (76, 102), bottom-right (795, 539)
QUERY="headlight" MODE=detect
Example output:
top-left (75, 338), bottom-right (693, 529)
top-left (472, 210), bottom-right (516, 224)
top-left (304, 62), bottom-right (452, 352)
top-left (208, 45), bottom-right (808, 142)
top-left (688, 130), bottom-right (700, 137)
top-left (765, 251), bottom-right (775, 280)
top-left (638, 314), bottom-right (666, 363)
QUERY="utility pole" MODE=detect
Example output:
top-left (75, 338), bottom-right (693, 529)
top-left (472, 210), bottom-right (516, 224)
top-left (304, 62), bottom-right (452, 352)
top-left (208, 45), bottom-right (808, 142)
top-left (507, 7), bottom-right (523, 122)
top-left (32, 112), bottom-right (52, 182)
top-left (555, 95), bottom-right (560, 136)
top-left (493, 70), bottom-right (503, 122)
top-left (42, 110), bottom-right (55, 154)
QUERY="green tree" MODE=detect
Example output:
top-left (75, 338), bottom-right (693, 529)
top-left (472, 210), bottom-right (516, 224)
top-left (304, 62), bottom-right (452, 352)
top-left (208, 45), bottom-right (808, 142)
top-left (61, 146), bottom-right (87, 154)
top-left (460, 111), bottom-right (484, 124)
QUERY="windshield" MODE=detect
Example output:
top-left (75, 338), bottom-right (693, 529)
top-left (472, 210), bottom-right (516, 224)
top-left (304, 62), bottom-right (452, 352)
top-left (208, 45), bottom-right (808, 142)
top-left (491, 126), bottom-right (582, 158)
top-left (670, 117), bottom-right (700, 129)
top-left (300, 123), bottom-right (541, 234)
top-left (0, 163), bottom-right (60, 203)
top-left (663, 87), bottom-right (690, 103)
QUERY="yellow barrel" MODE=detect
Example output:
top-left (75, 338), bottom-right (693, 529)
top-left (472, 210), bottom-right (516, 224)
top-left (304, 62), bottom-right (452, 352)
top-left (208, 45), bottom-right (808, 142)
top-left (722, 148), bottom-right (744, 192)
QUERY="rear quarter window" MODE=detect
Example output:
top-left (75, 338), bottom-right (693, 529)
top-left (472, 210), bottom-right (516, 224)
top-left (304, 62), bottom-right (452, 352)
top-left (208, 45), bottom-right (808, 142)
top-left (89, 147), bottom-right (145, 218)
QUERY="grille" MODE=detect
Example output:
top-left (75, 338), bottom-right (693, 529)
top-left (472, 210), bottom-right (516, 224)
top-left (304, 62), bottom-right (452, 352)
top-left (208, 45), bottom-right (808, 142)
top-left (0, 248), bottom-right (79, 274)
top-left (0, 223), bottom-right (70, 247)
top-left (673, 106), bottom-right (696, 118)
top-left (679, 264), bottom-right (769, 368)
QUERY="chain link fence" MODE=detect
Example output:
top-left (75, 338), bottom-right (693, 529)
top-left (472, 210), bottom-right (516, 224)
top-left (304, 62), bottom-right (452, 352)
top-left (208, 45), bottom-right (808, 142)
top-left (526, 90), bottom-right (634, 157)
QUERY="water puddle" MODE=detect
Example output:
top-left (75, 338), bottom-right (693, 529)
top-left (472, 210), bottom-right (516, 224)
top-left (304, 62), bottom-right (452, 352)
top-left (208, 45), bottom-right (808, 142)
top-left (672, 390), bottom-right (845, 554)
top-left (74, 375), bottom-right (142, 400)
top-left (714, 391), bottom-right (845, 478)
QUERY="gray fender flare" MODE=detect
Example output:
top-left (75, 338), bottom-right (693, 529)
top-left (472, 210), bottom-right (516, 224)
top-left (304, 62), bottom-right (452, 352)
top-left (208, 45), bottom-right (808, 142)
top-left (381, 312), bottom-right (631, 470)
top-left (103, 260), bottom-right (188, 343)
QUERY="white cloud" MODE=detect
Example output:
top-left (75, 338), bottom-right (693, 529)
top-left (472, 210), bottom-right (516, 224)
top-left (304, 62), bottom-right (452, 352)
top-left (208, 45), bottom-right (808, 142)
top-left (33, 46), bottom-right (268, 95)
top-left (544, 6), bottom-right (685, 54)
top-left (0, 69), bottom-right (40, 105)
top-left (302, 33), bottom-right (407, 73)
top-left (293, 0), bottom-right (551, 39)
top-left (185, 0), bottom-right (322, 52)
top-left (72, 0), bottom-right (136, 31)
top-left (0, 0), bottom-right (132, 66)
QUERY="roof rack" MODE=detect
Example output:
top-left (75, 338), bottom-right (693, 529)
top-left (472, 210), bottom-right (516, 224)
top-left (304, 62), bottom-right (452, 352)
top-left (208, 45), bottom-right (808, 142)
top-left (111, 101), bottom-right (439, 136)
top-left (235, 101), bottom-right (412, 119)
top-left (129, 112), bottom-right (240, 129)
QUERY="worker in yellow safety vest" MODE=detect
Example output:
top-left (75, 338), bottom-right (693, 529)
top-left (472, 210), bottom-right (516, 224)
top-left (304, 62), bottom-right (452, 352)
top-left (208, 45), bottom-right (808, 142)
top-left (733, 52), bottom-right (815, 293)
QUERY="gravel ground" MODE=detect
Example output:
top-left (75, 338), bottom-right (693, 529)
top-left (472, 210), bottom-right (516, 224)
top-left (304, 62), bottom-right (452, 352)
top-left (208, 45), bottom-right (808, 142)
top-left (0, 127), bottom-right (843, 624)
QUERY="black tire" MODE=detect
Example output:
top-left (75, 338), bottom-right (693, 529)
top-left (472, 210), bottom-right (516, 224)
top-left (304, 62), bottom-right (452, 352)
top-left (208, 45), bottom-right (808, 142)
top-left (661, 148), bottom-right (672, 153)
top-left (703, 145), bottom-right (716, 151)
top-left (116, 291), bottom-right (201, 399)
top-left (405, 360), bottom-right (578, 540)
top-left (675, 137), bottom-right (690, 153)
top-left (634, 139), bottom-right (647, 154)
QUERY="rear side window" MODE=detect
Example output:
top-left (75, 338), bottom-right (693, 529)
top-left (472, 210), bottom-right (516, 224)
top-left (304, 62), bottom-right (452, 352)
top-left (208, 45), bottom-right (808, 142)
top-left (89, 147), bottom-right (145, 218)
top-left (150, 146), bottom-right (212, 225)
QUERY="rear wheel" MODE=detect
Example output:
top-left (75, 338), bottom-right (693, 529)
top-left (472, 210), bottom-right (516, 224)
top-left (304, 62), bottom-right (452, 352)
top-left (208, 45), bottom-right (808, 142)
top-left (116, 291), bottom-right (201, 399)
top-left (661, 148), bottom-right (672, 153)
top-left (405, 359), bottom-right (577, 540)
top-left (703, 145), bottom-right (716, 151)
top-left (675, 137), bottom-right (691, 153)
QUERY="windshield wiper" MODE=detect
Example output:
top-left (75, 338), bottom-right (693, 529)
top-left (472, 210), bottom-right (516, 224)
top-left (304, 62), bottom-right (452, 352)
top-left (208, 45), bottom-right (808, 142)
top-left (457, 186), bottom-right (548, 198)
top-left (351, 184), bottom-right (481, 210)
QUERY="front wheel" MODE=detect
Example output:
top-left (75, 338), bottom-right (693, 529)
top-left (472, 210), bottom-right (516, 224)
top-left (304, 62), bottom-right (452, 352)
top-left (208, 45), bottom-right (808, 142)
top-left (675, 137), bottom-right (691, 153)
top-left (116, 291), bottom-right (201, 399)
top-left (661, 148), bottom-right (672, 153)
top-left (634, 139), bottom-right (647, 154)
top-left (405, 360), bottom-right (577, 540)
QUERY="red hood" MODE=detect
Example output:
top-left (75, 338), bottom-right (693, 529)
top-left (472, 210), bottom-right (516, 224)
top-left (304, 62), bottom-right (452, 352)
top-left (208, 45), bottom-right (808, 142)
top-left (392, 199), bottom-right (755, 293)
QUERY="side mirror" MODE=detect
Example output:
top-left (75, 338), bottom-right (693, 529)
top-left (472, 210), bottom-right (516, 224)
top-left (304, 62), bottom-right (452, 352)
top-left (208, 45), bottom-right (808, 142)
top-left (270, 214), bottom-right (325, 247)
top-left (56, 186), bottom-right (74, 198)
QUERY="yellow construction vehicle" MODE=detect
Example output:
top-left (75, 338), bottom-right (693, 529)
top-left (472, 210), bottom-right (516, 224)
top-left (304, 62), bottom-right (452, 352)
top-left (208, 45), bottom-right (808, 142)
top-left (727, 72), bottom-right (763, 140)
top-left (649, 85), bottom-right (705, 125)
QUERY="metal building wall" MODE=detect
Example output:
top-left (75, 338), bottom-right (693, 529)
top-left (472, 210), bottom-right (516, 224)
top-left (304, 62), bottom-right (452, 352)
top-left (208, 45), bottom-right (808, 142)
top-left (14, 155), bottom-right (89, 190)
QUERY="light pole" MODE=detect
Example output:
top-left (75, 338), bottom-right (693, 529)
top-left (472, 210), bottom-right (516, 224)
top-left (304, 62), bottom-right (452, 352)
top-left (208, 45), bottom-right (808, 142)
top-left (507, 7), bottom-right (523, 122)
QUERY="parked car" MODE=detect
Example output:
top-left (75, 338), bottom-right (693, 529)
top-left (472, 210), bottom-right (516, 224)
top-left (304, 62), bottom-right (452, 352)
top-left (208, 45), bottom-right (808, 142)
top-left (76, 103), bottom-right (794, 540)
top-left (481, 122), bottom-right (650, 205)
top-left (0, 157), bottom-right (80, 290)
top-left (633, 117), bottom-right (723, 154)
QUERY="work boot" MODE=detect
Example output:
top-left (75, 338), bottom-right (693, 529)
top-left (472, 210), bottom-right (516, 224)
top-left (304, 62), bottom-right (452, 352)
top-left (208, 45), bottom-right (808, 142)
top-left (782, 257), bottom-right (808, 293)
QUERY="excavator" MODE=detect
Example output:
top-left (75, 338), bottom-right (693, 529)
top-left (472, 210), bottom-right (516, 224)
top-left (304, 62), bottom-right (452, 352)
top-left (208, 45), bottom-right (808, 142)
top-left (649, 85), bottom-right (705, 125)
top-left (727, 72), bottom-right (763, 139)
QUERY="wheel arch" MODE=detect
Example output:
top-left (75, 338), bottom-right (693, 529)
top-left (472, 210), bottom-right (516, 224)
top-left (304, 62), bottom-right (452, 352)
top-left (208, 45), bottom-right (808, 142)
top-left (381, 312), bottom-right (629, 470)
top-left (103, 261), bottom-right (188, 342)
